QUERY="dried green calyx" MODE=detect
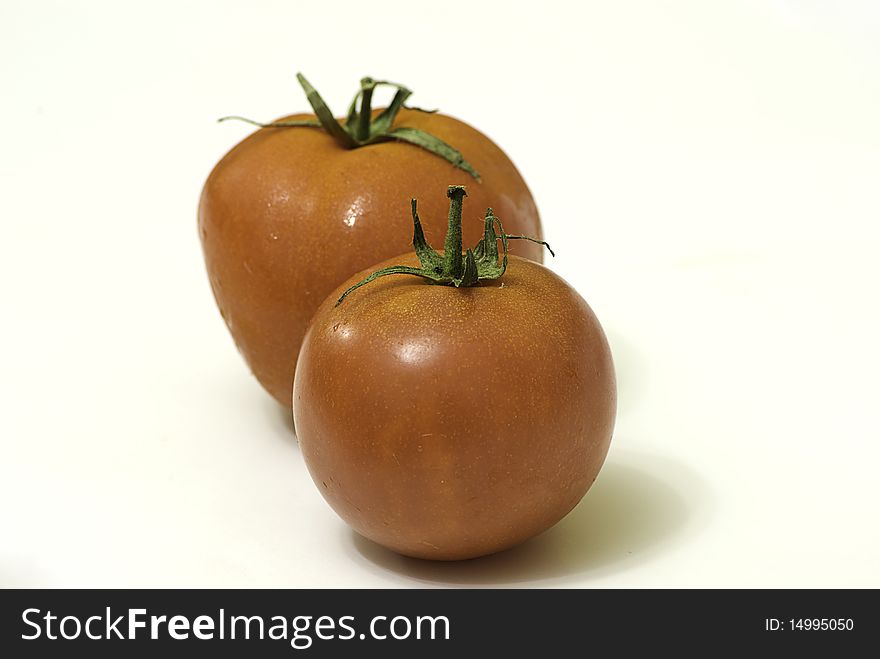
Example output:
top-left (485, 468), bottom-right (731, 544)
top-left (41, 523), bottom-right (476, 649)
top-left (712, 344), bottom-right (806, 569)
top-left (336, 186), bottom-right (553, 306)
top-left (219, 74), bottom-right (480, 180)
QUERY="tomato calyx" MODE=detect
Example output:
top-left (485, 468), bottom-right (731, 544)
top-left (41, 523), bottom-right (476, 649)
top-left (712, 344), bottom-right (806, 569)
top-left (218, 73), bottom-right (481, 181)
top-left (335, 186), bottom-right (553, 306)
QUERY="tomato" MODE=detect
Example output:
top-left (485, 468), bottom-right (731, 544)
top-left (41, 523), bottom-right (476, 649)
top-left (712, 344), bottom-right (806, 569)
top-left (199, 75), bottom-right (543, 407)
top-left (293, 188), bottom-right (615, 560)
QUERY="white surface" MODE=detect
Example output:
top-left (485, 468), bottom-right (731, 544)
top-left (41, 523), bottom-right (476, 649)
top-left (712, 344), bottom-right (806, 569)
top-left (2, 0), bottom-right (879, 588)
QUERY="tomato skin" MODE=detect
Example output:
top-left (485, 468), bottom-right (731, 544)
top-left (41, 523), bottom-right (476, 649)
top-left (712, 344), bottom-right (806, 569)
top-left (293, 254), bottom-right (616, 560)
top-left (199, 109), bottom-right (543, 407)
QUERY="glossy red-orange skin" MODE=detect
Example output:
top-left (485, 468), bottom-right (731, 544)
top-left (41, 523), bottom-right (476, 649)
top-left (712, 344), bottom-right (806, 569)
top-left (293, 255), bottom-right (616, 560)
top-left (198, 109), bottom-right (543, 406)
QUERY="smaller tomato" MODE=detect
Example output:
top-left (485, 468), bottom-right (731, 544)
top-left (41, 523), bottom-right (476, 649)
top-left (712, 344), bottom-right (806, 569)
top-left (294, 187), bottom-right (616, 560)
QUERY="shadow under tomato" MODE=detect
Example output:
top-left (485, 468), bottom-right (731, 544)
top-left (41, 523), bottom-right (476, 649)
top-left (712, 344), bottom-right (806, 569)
top-left (347, 448), bottom-right (712, 585)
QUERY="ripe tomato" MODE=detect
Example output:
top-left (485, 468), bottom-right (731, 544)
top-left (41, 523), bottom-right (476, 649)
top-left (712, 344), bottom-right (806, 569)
top-left (199, 75), bottom-right (543, 407)
top-left (293, 188), bottom-right (615, 560)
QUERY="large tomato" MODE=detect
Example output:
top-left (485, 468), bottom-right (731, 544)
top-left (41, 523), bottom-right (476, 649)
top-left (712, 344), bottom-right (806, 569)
top-left (293, 188), bottom-right (615, 560)
top-left (199, 75), bottom-right (543, 407)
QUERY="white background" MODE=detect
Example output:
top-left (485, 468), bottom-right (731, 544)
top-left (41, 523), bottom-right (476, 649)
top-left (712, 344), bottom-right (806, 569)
top-left (2, 0), bottom-right (878, 587)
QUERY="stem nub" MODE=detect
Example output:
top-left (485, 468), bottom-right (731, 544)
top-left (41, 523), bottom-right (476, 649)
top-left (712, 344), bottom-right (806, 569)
top-left (335, 186), bottom-right (553, 305)
top-left (356, 77), bottom-right (374, 142)
top-left (443, 186), bottom-right (467, 280)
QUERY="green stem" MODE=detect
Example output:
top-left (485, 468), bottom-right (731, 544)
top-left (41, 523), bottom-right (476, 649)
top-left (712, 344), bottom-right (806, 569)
top-left (334, 186), bottom-right (553, 306)
top-left (217, 116), bottom-right (320, 129)
top-left (356, 78), bottom-right (374, 142)
top-left (336, 265), bottom-right (425, 306)
top-left (218, 74), bottom-right (481, 180)
top-left (505, 235), bottom-right (556, 257)
top-left (295, 72), bottom-right (358, 148)
top-left (443, 186), bottom-right (467, 280)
